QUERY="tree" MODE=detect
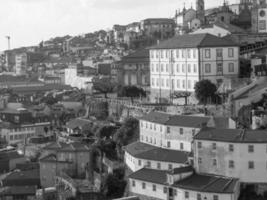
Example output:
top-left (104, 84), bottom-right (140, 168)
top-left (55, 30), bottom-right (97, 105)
top-left (194, 80), bottom-right (218, 104)
top-left (92, 77), bottom-right (117, 98)
top-left (96, 125), bottom-right (118, 140)
top-left (119, 86), bottom-right (146, 103)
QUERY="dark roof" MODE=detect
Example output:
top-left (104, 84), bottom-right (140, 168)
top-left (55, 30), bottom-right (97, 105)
top-left (58, 142), bottom-right (91, 152)
top-left (167, 166), bottom-right (194, 175)
top-left (120, 49), bottom-right (149, 64)
top-left (12, 84), bottom-right (72, 94)
top-left (150, 33), bottom-right (238, 49)
top-left (194, 128), bottom-right (267, 143)
top-left (174, 173), bottom-right (239, 194)
top-left (0, 186), bottom-right (36, 196)
top-left (43, 142), bottom-right (68, 151)
top-left (128, 168), bottom-right (167, 185)
top-left (0, 151), bottom-right (25, 160)
top-left (125, 142), bottom-right (189, 163)
top-left (214, 21), bottom-right (246, 34)
top-left (39, 154), bottom-right (72, 163)
top-left (143, 18), bottom-right (175, 24)
top-left (140, 112), bottom-right (210, 128)
top-left (66, 118), bottom-right (91, 130)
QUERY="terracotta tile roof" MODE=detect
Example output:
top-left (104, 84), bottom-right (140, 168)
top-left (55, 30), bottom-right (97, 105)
top-left (194, 128), bottom-right (267, 143)
top-left (140, 111), bottom-right (210, 128)
top-left (150, 33), bottom-right (238, 49)
top-left (125, 141), bottom-right (189, 163)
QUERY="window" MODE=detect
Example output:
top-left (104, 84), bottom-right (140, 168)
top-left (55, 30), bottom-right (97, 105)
top-left (180, 128), bottom-right (183, 135)
top-left (150, 51), bottom-right (154, 58)
top-left (166, 79), bottom-right (170, 87)
top-left (147, 161), bottom-right (151, 168)
top-left (132, 180), bottom-right (135, 187)
top-left (228, 48), bottom-right (234, 57)
top-left (198, 157), bottom-right (202, 164)
top-left (198, 142), bottom-right (202, 148)
top-left (166, 50), bottom-right (169, 58)
top-left (152, 78), bottom-right (155, 86)
top-left (248, 145), bottom-right (254, 153)
top-left (187, 49), bottom-right (191, 58)
top-left (161, 64), bottom-right (164, 72)
top-left (185, 191), bottom-right (189, 199)
top-left (213, 159), bottom-right (217, 166)
top-left (142, 182), bottom-right (146, 189)
top-left (157, 162), bottom-right (161, 169)
top-left (192, 129), bottom-right (196, 135)
top-left (229, 63), bottom-right (234, 73)
top-left (167, 127), bottom-right (170, 133)
top-left (205, 49), bottom-right (210, 58)
top-left (213, 195), bottom-right (219, 200)
top-left (180, 143), bottom-right (184, 150)
top-left (151, 64), bottom-right (154, 72)
top-left (166, 64), bottom-right (169, 72)
top-left (193, 49), bottom-right (197, 58)
top-left (176, 64), bottom-right (180, 73)
top-left (217, 63), bottom-right (223, 74)
top-left (229, 160), bottom-right (234, 168)
top-left (153, 184), bottom-right (156, 191)
top-left (161, 50), bottom-right (164, 58)
top-left (193, 64), bottom-right (197, 73)
top-left (167, 141), bottom-right (171, 148)
top-left (229, 144), bottom-right (234, 152)
top-left (168, 164), bottom-right (173, 170)
top-left (150, 123), bottom-right (152, 130)
top-left (160, 126), bottom-right (162, 132)
top-left (205, 64), bottom-right (211, 73)
top-left (188, 64), bottom-right (191, 73)
top-left (176, 50), bottom-right (179, 58)
top-left (197, 193), bottom-right (202, 200)
top-left (161, 79), bottom-right (165, 87)
top-left (177, 79), bottom-right (180, 88)
top-left (156, 64), bottom-right (159, 72)
top-left (248, 161), bottom-right (254, 169)
top-left (182, 64), bottom-right (185, 72)
top-left (156, 78), bottom-right (159, 87)
top-left (212, 143), bottom-right (216, 150)
top-left (173, 189), bottom-right (177, 196)
top-left (188, 80), bottom-right (191, 89)
top-left (154, 124), bottom-right (156, 130)
top-left (216, 49), bottom-right (223, 57)
top-left (182, 50), bottom-right (185, 58)
top-left (163, 187), bottom-right (167, 193)
top-left (138, 160), bottom-right (142, 166)
top-left (182, 80), bottom-right (186, 89)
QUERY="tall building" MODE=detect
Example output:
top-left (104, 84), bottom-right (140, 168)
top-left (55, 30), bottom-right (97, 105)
top-left (196, 0), bottom-right (205, 25)
top-left (149, 33), bottom-right (239, 103)
top-left (251, 0), bottom-right (267, 32)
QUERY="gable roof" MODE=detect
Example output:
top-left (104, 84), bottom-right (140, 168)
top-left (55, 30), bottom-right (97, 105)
top-left (120, 49), bottom-right (149, 64)
top-left (125, 141), bottom-right (189, 163)
top-left (194, 128), bottom-right (267, 143)
top-left (128, 168), bottom-right (167, 185)
top-left (150, 33), bottom-right (238, 49)
top-left (174, 173), bottom-right (239, 194)
top-left (140, 111), bottom-right (210, 128)
top-left (66, 118), bottom-right (91, 130)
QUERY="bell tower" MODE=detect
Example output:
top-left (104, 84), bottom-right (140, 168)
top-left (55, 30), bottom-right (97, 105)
top-left (196, 0), bottom-right (205, 25)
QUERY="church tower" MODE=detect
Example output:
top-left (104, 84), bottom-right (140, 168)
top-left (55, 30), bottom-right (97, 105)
top-left (196, 0), bottom-right (205, 25)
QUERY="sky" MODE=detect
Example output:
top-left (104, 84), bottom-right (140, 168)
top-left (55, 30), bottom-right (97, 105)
top-left (0, 0), bottom-right (238, 51)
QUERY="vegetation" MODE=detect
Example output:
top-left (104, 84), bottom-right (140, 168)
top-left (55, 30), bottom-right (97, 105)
top-left (237, 105), bottom-right (252, 129)
top-left (194, 80), bottom-right (218, 104)
top-left (118, 85), bottom-right (146, 103)
top-left (92, 77), bottom-right (117, 98)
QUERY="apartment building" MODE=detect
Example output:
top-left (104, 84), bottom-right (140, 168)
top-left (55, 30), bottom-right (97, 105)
top-left (139, 111), bottom-right (211, 152)
top-left (149, 33), bottom-right (239, 103)
top-left (128, 167), bottom-right (240, 200)
top-left (194, 128), bottom-right (267, 194)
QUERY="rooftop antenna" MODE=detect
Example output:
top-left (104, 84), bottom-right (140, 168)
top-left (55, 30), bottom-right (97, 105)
top-left (5, 36), bottom-right (10, 50)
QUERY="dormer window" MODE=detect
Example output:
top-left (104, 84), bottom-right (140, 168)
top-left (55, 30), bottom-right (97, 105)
top-left (167, 127), bottom-right (170, 133)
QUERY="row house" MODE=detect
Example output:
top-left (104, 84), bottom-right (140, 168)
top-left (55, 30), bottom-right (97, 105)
top-left (149, 33), bottom-right (239, 103)
top-left (194, 128), bottom-right (267, 194)
top-left (128, 167), bottom-right (240, 200)
top-left (139, 111), bottom-right (211, 152)
top-left (125, 141), bottom-right (190, 173)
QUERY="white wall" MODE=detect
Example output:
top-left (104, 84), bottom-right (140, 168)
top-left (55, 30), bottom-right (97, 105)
top-left (195, 139), bottom-right (267, 183)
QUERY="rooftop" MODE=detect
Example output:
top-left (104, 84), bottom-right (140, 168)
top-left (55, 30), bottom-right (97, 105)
top-left (128, 168), bottom-right (167, 185)
top-left (150, 33), bottom-right (238, 49)
top-left (125, 141), bottom-right (189, 163)
top-left (0, 151), bottom-right (24, 161)
top-left (194, 128), bottom-right (267, 143)
top-left (140, 111), bottom-right (210, 128)
top-left (0, 186), bottom-right (36, 196)
top-left (174, 173), bottom-right (239, 194)
top-left (66, 118), bottom-right (92, 130)
top-left (120, 49), bottom-right (149, 64)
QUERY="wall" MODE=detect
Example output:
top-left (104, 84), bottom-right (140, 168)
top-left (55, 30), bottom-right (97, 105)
top-left (194, 139), bottom-right (267, 183)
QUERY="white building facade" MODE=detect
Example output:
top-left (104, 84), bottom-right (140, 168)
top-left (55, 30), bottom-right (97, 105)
top-left (149, 33), bottom-right (239, 103)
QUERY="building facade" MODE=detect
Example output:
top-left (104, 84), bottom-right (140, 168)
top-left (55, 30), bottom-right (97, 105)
top-left (149, 33), bottom-right (239, 103)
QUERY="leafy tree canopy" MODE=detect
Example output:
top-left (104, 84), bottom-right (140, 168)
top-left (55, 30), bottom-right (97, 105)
top-left (92, 77), bottom-right (117, 98)
top-left (194, 80), bottom-right (217, 104)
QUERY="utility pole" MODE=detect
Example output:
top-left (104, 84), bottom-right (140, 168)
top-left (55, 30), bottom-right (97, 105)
top-left (6, 36), bottom-right (10, 50)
